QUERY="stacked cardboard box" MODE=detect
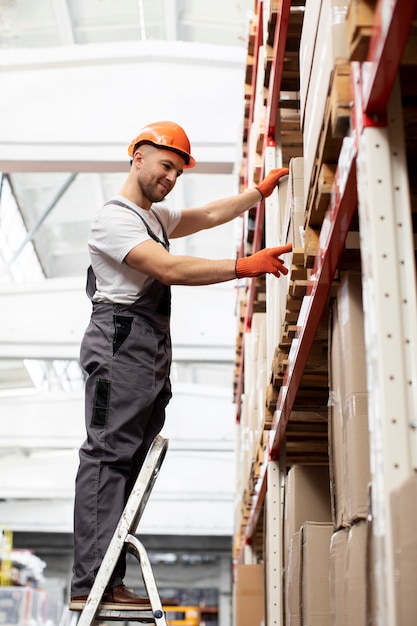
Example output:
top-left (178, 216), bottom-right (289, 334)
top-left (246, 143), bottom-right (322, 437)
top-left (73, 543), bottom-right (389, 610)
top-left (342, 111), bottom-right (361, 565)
top-left (265, 158), bottom-right (303, 369)
top-left (286, 531), bottom-right (301, 626)
top-left (287, 523), bottom-right (333, 626)
top-left (329, 271), bottom-right (371, 625)
top-left (391, 473), bottom-right (417, 624)
top-left (329, 528), bottom-right (348, 624)
top-left (299, 0), bottom-right (349, 212)
top-left (329, 271), bottom-right (370, 526)
top-left (243, 313), bottom-right (268, 441)
top-left (345, 521), bottom-right (368, 626)
top-left (235, 311), bottom-right (269, 536)
top-left (284, 157), bottom-right (305, 250)
top-left (284, 465), bottom-right (332, 625)
top-left (233, 564), bottom-right (264, 626)
top-left (265, 168), bottom-right (290, 369)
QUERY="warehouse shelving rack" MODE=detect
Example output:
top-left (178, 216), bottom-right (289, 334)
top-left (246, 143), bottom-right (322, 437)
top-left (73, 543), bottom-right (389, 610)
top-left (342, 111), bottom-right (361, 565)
top-left (234, 1), bottom-right (417, 624)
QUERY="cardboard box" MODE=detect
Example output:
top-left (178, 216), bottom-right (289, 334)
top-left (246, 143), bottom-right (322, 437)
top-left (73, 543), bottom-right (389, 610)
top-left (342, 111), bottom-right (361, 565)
top-left (328, 301), bottom-right (349, 529)
top-left (286, 532), bottom-right (301, 626)
top-left (329, 273), bottom-right (371, 526)
top-left (265, 171), bottom-right (289, 368)
top-left (284, 465), bottom-right (332, 568)
top-left (233, 564), bottom-right (264, 626)
top-left (266, 156), bottom-right (305, 372)
top-left (286, 523), bottom-right (333, 626)
top-left (285, 157), bottom-right (305, 250)
top-left (301, 522), bottom-right (333, 626)
top-left (280, 157), bottom-right (304, 243)
top-left (391, 473), bottom-right (417, 625)
top-left (243, 312), bottom-right (267, 434)
top-left (337, 273), bottom-right (370, 523)
top-left (344, 393), bottom-right (370, 522)
top-left (303, 0), bottom-right (349, 209)
top-left (336, 272), bottom-right (367, 400)
top-left (329, 528), bottom-right (349, 626)
top-left (299, 0), bottom-right (323, 127)
top-left (344, 520), bottom-right (368, 626)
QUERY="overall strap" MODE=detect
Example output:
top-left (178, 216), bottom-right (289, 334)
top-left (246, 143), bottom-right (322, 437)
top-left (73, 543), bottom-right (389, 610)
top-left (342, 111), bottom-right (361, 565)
top-left (104, 199), bottom-right (169, 250)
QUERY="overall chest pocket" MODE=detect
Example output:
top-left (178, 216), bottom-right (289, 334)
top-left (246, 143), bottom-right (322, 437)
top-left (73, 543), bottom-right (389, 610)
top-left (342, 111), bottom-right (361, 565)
top-left (111, 314), bottom-right (160, 389)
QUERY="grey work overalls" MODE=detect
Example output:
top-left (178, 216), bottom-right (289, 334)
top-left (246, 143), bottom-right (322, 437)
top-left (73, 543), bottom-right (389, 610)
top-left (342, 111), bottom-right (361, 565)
top-left (71, 202), bottom-right (172, 596)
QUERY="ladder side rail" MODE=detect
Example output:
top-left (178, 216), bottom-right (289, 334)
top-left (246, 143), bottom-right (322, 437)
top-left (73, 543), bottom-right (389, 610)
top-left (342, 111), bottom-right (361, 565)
top-left (126, 534), bottom-right (167, 626)
top-left (75, 436), bottom-right (169, 626)
top-left (127, 437), bottom-right (169, 533)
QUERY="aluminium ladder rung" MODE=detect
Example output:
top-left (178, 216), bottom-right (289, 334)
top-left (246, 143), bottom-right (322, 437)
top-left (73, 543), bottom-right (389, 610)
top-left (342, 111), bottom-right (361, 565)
top-left (74, 435), bottom-right (169, 626)
top-left (89, 611), bottom-right (155, 622)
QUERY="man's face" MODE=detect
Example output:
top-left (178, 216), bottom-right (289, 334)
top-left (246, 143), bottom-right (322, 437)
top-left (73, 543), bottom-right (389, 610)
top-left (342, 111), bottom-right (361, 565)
top-left (134, 145), bottom-right (185, 203)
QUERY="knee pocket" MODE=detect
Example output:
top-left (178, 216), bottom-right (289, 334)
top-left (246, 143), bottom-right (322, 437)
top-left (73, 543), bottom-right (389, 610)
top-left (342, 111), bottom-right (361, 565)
top-left (91, 379), bottom-right (111, 428)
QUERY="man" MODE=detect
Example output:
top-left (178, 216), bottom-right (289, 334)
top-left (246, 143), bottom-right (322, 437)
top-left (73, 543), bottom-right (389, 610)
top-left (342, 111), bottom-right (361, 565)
top-left (70, 121), bottom-right (291, 611)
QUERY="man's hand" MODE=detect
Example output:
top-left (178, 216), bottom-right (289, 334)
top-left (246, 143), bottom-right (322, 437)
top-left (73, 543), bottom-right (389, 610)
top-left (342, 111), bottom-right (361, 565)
top-left (235, 243), bottom-right (293, 279)
top-left (256, 168), bottom-right (289, 199)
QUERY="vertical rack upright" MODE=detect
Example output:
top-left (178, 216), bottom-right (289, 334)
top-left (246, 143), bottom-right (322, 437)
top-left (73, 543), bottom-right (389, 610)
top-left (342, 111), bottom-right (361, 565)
top-left (233, 0), bottom-right (417, 624)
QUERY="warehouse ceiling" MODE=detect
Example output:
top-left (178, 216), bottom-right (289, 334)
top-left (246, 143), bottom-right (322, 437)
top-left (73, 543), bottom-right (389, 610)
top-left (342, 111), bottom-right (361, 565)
top-left (0, 0), bottom-right (253, 388)
top-left (0, 0), bottom-right (252, 48)
top-left (0, 0), bottom-right (254, 541)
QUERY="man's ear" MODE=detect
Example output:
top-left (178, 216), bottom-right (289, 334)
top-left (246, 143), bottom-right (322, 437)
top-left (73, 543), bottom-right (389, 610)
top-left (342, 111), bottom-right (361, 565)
top-left (132, 150), bottom-right (144, 167)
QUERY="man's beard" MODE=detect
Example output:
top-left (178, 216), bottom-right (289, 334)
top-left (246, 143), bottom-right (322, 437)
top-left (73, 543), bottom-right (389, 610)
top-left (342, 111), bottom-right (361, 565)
top-left (141, 178), bottom-right (169, 204)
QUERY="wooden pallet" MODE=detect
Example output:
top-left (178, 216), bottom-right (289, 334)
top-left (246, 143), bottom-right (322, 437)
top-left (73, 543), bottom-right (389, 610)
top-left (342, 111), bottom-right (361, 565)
top-left (346, 0), bottom-right (377, 61)
top-left (284, 410), bottom-right (329, 464)
top-left (304, 63), bottom-right (352, 231)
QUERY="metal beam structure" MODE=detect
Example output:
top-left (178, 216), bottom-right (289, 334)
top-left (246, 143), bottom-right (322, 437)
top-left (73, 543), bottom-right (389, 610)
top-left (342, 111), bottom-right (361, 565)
top-left (238, 0), bottom-right (417, 555)
top-left (355, 73), bottom-right (417, 626)
top-left (265, 458), bottom-right (285, 626)
top-left (9, 174), bottom-right (77, 265)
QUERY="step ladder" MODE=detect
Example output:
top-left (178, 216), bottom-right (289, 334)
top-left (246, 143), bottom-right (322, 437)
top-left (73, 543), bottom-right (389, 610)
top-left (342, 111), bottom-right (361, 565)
top-left (72, 435), bottom-right (169, 626)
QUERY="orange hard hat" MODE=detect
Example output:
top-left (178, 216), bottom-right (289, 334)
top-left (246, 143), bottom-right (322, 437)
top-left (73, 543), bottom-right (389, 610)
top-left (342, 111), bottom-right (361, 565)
top-left (127, 121), bottom-right (196, 168)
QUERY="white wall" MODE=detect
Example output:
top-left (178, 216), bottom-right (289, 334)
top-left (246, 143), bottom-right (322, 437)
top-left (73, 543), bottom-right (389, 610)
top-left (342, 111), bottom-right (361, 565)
top-left (0, 39), bottom-right (247, 537)
top-left (0, 40), bottom-right (246, 173)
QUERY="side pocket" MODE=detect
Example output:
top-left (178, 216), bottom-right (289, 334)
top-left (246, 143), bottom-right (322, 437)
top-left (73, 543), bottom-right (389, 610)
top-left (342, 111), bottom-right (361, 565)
top-left (91, 379), bottom-right (111, 428)
top-left (113, 315), bottom-right (133, 355)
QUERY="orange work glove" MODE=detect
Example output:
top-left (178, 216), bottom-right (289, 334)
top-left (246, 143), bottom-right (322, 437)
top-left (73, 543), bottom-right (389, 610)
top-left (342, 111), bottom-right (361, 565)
top-left (235, 243), bottom-right (293, 279)
top-left (256, 168), bottom-right (289, 199)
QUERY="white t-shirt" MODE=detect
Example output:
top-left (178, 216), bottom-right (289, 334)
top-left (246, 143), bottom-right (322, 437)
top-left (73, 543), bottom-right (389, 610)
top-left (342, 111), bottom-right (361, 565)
top-left (88, 195), bottom-right (182, 304)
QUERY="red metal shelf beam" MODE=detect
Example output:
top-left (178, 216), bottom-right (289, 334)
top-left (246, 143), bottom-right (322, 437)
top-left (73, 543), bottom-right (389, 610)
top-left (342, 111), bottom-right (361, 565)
top-left (362, 0), bottom-right (417, 115)
top-left (243, 459), bottom-right (268, 545)
top-left (265, 0), bottom-right (292, 139)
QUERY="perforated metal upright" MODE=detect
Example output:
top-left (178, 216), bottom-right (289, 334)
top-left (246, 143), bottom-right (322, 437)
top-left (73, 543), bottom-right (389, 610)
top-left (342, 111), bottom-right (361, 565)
top-left (354, 64), bottom-right (417, 626)
top-left (263, 140), bottom-right (287, 626)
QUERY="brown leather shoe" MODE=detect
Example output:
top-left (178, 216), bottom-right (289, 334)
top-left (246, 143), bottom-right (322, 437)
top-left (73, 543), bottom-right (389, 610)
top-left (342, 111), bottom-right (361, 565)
top-left (69, 584), bottom-right (151, 611)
